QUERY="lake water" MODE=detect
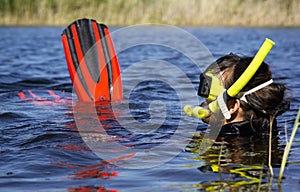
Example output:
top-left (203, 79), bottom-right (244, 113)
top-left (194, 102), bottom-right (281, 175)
top-left (0, 25), bottom-right (299, 192)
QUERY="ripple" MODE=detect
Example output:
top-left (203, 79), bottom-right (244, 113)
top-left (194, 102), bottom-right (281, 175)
top-left (20, 133), bottom-right (73, 147)
top-left (0, 112), bottom-right (27, 119)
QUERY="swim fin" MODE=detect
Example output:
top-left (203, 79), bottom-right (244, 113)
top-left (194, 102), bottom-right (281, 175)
top-left (61, 18), bottom-right (122, 102)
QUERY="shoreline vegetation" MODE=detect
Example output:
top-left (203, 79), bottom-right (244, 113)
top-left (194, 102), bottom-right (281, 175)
top-left (0, 0), bottom-right (300, 27)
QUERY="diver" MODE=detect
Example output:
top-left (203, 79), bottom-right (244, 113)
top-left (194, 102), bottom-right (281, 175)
top-left (185, 44), bottom-right (291, 190)
top-left (185, 39), bottom-right (291, 136)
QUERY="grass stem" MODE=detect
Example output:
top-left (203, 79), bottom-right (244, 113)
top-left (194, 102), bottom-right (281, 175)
top-left (278, 108), bottom-right (300, 183)
top-left (268, 116), bottom-right (275, 176)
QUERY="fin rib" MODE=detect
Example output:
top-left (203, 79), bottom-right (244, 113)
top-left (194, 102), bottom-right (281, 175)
top-left (70, 22), bottom-right (95, 101)
top-left (98, 24), bottom-right (113, 101)
top-left (62, 29), bottom-right (92, 101)
top-left (104, 27), bottom-right (123, 100)
top-left (91, 22), bottom-right (111, 100)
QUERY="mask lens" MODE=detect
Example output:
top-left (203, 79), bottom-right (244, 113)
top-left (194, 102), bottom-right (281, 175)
top-left (198, 73), bottom-right (211, 98)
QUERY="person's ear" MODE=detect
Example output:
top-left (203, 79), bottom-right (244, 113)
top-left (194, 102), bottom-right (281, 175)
top-left (228, 99), bottom-right (240, 115)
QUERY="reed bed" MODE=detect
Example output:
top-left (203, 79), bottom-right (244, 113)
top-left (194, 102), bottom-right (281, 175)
top-left (0, 0), bottom-right (299, 26)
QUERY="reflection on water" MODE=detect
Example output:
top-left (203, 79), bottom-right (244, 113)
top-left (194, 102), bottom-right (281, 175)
top-left (186, 132), bottom-right (284, 191)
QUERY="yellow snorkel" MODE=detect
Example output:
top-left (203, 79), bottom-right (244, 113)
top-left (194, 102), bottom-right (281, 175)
top-left (184, 38), bottom-right (275, 119)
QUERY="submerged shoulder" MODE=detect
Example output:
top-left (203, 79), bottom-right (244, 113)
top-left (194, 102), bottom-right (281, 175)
top-left (220, 120), bottom-right (255, 136)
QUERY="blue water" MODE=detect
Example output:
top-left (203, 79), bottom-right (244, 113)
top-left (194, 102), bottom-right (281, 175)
top-left (0, 26), bottom-right (299, 192)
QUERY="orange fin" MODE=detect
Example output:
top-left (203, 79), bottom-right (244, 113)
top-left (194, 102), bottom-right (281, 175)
top-left (61, 18), bottom-right (123, 102)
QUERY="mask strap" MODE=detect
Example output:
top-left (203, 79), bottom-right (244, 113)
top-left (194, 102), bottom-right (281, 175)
top-left (240, 79), bottom-right (273, 103)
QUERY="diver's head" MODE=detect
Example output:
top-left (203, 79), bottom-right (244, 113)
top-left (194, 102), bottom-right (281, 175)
top-left (198, 53), bottom-right (290, 131)
top-left (198, 53), bottom-right (272, 101)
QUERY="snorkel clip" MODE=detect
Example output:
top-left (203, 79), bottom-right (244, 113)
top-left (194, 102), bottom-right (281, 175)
top-left (217, 90), bottom-right (231, 119)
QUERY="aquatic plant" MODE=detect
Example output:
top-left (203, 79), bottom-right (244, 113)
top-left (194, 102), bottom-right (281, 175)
top-left (268, 115), bottom-right (275, 176)
top-left (278, 108), bottom-right (300, 183)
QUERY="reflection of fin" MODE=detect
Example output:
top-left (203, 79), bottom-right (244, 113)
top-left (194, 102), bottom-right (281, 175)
top-left (61, 18), bottom-right (122, 102)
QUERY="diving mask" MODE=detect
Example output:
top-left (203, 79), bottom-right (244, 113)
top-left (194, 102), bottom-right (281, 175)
top-left (197, 70), bottom-right (224, 101)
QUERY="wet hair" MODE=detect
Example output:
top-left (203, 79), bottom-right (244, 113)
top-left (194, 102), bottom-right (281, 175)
top-left (215, 53), bottom-right (290, 132)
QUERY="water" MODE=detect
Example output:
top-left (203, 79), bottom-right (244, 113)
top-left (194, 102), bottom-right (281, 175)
top-left (0, 26), bottom-right (299, 191)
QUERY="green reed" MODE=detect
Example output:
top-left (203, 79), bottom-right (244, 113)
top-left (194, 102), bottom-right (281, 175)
top-left (278, 108), bottom-right (300, 183)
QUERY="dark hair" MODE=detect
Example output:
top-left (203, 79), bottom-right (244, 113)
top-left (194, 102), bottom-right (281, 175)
top-left (215, 53), bottom-right (290, 132)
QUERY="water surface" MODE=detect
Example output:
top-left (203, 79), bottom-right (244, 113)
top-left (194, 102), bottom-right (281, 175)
top-left (0, 26), bottom-right (299, 191)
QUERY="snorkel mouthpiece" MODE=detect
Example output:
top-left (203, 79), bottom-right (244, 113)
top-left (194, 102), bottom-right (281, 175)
top-left (184, 38), bottom-right (275, 119)
top-left (184, 105), bottom-right (209, 119)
